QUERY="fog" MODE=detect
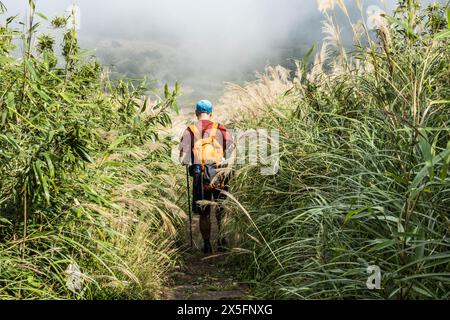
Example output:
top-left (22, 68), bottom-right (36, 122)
top-left (1, 0), bottom-right (445, 105)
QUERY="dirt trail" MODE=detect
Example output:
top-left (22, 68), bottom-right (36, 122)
top-left (164, 215), bottom-right (249, 300)
top-left (163, 214), bottom-right (250, 300)
top-left (165, 252), bottom-right (248, 300)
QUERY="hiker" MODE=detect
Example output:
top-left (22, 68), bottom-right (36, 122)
top-left (179, 100), bottom-right (234, 254)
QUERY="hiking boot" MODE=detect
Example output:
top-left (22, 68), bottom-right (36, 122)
top-left (203, 240), bottom-right (213, 254)
top-left (217, 238), bottom-right (228, 252)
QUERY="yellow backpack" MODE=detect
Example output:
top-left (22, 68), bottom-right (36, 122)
top-left (189, 123), bottom-right (224, 165)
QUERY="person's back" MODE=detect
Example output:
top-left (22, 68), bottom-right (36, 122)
top-left (179, 100), bottom-right (234, 254)
top-left (179, 119), bottom-right (230, 166)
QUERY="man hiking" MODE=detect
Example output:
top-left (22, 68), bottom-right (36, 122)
top-left (179, 100), bottom-right (234, 254)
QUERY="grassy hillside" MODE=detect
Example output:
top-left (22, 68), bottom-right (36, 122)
top-left (223, 0), bottom-right (450, 299)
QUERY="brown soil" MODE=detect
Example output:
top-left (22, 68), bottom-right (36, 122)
top-left (163, 216), bottom-right (250, 300)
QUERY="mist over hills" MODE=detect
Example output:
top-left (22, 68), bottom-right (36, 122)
top-left (1, 0), bottom-right (445, 106)
top-left (79, 35), bottom-right (312, 105)
top-left (0, 0), bottom-right (327, 106)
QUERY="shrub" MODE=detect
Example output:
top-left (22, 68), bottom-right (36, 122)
top-left (225, 0), bottom-right (450, 299)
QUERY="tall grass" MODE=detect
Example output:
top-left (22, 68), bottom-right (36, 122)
top-left (225, 0), bottom-right (450, 299)
top-left (0, 2), bottom-right (182, 299)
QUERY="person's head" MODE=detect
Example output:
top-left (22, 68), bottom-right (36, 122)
top-left (195, 100), bottom-right (213, 119)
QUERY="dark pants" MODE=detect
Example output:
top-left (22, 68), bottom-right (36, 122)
top-left (192, 172), bottom-right (227, 241)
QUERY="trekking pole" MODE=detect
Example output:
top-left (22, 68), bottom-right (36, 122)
top-left (185, 165), bottom-right (193, 249)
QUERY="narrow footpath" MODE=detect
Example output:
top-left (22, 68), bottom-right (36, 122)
top-left (164, 217), bottom-right (250, 300)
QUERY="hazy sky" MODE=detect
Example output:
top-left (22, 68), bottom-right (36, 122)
top-left (1, 0), bottom-right (445, 104)
top-left (2, 0), bottom-right (318, 64)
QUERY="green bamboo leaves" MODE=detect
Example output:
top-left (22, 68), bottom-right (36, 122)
top-left (0, 134), bottom-right (22, 152)
top-left (0, 2), bottom-right (181, 299)
top-left (447, 2), bottom-right (450, 29)
top-left (33, 160), bottom-right (50, 205)
top-left (2, 92), bottom-right (15, 126)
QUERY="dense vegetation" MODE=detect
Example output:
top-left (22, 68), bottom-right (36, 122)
top-left (225, 0), bottom-right (450, 299)
top-left (1, 0), bottom-right (448, 301)
top-left (0, 1), bottom-right (183, 299)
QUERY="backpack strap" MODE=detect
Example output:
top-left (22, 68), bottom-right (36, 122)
top-left (189, 124), bottom-right (207, 165)
top-left (210, 123), bottom-right (219, 139)
top-left (189, 125), bottom-right (202, 140)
